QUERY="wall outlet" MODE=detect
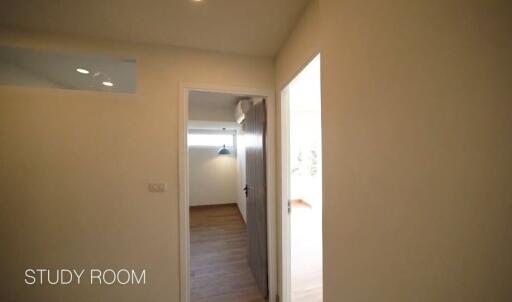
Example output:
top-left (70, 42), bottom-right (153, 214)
top-left (148, 182), bottom-right (167, 193)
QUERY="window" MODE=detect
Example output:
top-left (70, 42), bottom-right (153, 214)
top-left (188, 131), bottom-right (235, 147)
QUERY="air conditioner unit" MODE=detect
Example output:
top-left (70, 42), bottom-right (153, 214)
top-left (235, 99), bottom-right (252, 124)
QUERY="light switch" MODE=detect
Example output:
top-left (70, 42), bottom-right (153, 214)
top-left (148, 182), bottom-right (167, 193)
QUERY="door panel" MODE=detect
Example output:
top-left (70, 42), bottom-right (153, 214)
top-left (245, 98), bottom-right (268, 297)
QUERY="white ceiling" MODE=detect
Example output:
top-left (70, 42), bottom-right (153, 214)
top-left (189, 91), bottom-right (252, 123)
top-left (190, 91), bottom-right (246, 110)
top-left (0, 0), bottom-right (310, 56)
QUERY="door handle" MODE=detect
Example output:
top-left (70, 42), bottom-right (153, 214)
top-left (243, 185), bottom-right (249, 197)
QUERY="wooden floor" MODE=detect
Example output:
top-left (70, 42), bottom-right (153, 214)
top-left (190, 204), bottom-right (266, 302)
top-left (291, 198), bottom-right (323, 302)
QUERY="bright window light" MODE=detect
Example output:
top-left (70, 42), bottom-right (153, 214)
top-left (188, 133), bottom-right (234, 147)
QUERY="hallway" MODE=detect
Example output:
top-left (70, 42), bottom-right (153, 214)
top-left (190, 204), bottom-right (266, 302)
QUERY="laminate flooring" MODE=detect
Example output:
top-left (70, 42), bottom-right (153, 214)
top-left (190, 204), bottom-right (266, 302)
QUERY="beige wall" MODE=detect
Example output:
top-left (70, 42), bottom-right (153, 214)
top-left (188, 146), bottom-right (239, 206)
top-left (275, 0), bottom-right (320, 92)
top-left (320, 1), bottom-right (512, 301)
top-left (0, 28), bottom-right (274, 301)
top-left (274, 0), bottom-right (320, 297)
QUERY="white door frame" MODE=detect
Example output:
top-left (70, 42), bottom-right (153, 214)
top-left (280, 53), bottom-right (322, 302)
top-left (178, 82), bottom-right (277, 302)
top-left (280, 86), bottom-right (292, 302)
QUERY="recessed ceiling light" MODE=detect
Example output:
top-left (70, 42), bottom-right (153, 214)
top-left (191, 0), bottom-right (203, 2)
top-left (76, 68), bottom-right (90, 74)
top-left (102, 81), bottom-right (114, 87)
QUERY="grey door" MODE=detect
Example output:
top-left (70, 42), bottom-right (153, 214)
top-left (245, 99), bottom-right (268, 297)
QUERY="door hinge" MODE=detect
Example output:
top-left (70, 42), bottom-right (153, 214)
top-left (287, 200), bottom-right (291, 214)
top-left (276, 294), bottom-right (280, 302)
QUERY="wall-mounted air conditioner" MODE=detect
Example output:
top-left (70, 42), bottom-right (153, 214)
top-left (235, 99), bottom-right (252, 124)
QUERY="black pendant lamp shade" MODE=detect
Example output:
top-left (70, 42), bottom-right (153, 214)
top-left (218, 144), bottom-right (231, 155)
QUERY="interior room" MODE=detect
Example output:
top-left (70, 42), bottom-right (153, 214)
top-left (187, 92), bottom-right (244, 210)
top-left (1, 0), bottom-right (511, 302)
top-left (283, 54), bottom-right (323, 302)
top-left (187, 91), bottom-right (268, 302)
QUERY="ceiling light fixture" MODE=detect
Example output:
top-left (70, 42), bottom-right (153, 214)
top-left (217, 128), bottom-right (232, 155)
top-left (218, 144), bottom-right (231, 155)
top-left (102, 81), bottom-right (114, 87)
top-left (76, 68), bottom-right (90, 74)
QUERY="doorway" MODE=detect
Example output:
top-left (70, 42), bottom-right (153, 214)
top-left (281, 54), bottom-right (323, 302)
top-left (179, 84), bottom-right (277, 302)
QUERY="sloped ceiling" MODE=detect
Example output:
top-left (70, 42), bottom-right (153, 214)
top-left (0, 0), bottom-right (310, 56)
